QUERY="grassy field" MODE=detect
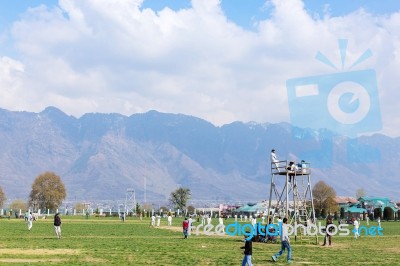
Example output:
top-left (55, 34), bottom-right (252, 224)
top-left (0, 216), bottom-right (399, 265)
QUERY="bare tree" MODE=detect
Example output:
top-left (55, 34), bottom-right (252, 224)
top-left (355, 188), bottom-right (366, 199)
top-left (312, 180), bottom-right (337, 216)
top-left (29, 172), bottom-right (67, 211)
top-left (169, 187), bottom-right (191, 211)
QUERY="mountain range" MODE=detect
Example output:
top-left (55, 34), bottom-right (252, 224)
top-left (0, 106), bottom-right (398, 204)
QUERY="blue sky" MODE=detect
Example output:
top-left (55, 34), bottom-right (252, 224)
top-left (0, 0), bottom-right (400, 136)
top-left (2, 1), bottom-right (400, 31)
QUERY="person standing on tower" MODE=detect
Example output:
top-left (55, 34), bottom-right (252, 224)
top-left (270, 149), bottom-right (280, 172)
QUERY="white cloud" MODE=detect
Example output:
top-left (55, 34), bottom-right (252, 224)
top-left (0, 0), bottom-right (399, 136)
top-left (0, 56), bottom-right (26, 108)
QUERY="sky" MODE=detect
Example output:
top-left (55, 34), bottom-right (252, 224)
top-left (0, 0), bottom-right (400, 137)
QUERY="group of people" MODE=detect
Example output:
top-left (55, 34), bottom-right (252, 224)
top-left (150, 214), bottom-right (173, 227)
top-left (24, 211), bottom-right (62, 239)
top-left (241, 217), bottom-right (293, 265)
top-left (270, 149), bottom-right (307, 180)
top-left (241, 213), bottom-right (368, 265)
top-left (179, 210), bottom-right (294, 264)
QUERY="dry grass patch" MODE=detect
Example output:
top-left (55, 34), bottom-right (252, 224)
top-left (0, 248), bottom-right (81, 255)
top-left (158, 225), bottom-right (182, 232)
top-left (81, 256), bottom-right (108, 263)
top-left (379, 247), bottom-right (400, 254)
top-left (0, 258), bottom-right (64, 263)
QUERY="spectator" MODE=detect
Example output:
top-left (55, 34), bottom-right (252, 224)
top-left (353, 218), bottom-right (360, 239)
top-left (322, 216), bottom-right (333, 246)
top-left (28, 212), bottom-right (33, 231)
top-left (156, 215), bottom-right (161, 226)
top-left (241, 233), bottom-right (253, 266)
top-left (167, 215), bottom-right (172, 227)
top-left (54, 213), bottom-right (62, 239)
top-left (271, 217), bottom-right (292, 264)
top-left (182, 217), bottom-right (189, 239)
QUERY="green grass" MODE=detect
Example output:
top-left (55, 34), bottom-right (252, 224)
top-left (0, 216), bottom-right (399, 265)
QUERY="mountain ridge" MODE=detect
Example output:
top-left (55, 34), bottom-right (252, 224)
top-left (0, 106), bottom-right (398, 202)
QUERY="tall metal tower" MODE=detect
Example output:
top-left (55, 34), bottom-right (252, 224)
top-left (124, 188), bottom-right (136, 216)
top-left (267, 160), bottom-right (318, 243)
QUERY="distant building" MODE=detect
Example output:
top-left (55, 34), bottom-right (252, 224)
top-left (358, 196), bottom-right (399, 220)
top-left (335, 196), bottom-right (399, 220)
top-left (234, 201), bottom-right (268, 216)
top-left (335, 196), bottom-right (358, 206)
top-left (335, 196), bottom-right (363, 219)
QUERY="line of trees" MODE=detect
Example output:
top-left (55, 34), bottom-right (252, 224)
top-left (0, 171), bottom-right (67, 212)
top-left (2, 172), bottom-right (192, 215)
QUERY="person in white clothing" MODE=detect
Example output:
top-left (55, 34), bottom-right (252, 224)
top-left (270, 149), bottom-right (280, 172)
top-left (353, 218), bottom-right (360, 239)
top-left (156, 215), bottom-right (161, 226)
top-left (28, 212), bottom-right (33, 230)
top-left (150, 215), bottom-right (156, 227)
top-left (251, 217), bottom-right (256, 227)
top-left (188, 217), bottom-right (193, 227)
top-left (167, 215), bottom-right (172, 226)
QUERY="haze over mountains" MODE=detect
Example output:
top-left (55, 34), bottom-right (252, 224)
top-left (0, 107), bottom-right (398, 203)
